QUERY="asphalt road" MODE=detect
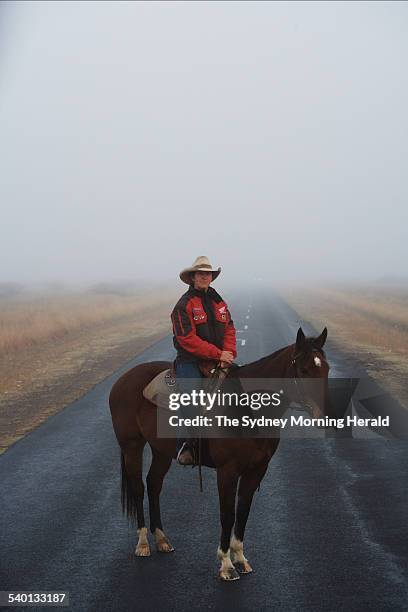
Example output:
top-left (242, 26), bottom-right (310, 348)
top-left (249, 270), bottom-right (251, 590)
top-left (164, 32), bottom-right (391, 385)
top-left (1, 285), bottom-right (408, 612)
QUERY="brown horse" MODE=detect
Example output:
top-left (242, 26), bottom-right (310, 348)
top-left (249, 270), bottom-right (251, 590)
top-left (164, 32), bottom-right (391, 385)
top-left (109, 327), bottom-right (329, 581)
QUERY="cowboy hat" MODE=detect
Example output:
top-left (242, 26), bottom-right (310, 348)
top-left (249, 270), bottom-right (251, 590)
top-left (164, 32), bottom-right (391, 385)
top-left (179, 256), bottom-right (221, 285)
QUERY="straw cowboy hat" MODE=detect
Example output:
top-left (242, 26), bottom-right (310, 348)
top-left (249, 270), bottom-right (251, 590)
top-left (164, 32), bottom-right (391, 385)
top-left (179, 256), bottom-right (221, 285)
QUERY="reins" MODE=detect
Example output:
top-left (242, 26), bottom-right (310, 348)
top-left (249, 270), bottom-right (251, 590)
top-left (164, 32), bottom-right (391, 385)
top-left (197, 364), bottom-right (229, 492)
top-left (290, 351), bottom-right (305, 407)
top-left (196, 346), bottom-right (326, 491)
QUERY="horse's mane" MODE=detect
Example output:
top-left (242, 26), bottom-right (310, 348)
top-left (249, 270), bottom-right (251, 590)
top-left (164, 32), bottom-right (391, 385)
top-left (236, 334), bottom-right (326, 372)
top-left (238, 344), bottom-right (292, 370)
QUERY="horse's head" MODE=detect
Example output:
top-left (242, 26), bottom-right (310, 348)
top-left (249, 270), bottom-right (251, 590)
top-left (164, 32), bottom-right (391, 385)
top-left (289, 327), bottom-right (330, 419)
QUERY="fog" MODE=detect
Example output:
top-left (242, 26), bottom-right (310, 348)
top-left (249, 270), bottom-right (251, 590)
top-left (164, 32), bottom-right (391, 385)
top-left (1, 1), bottom-right (407, 290)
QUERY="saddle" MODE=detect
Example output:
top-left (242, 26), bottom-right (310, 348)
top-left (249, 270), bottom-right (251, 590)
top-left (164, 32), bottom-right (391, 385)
top-left (142, 360), bottom-right (227, 406)
top-left (142, 361), bottom-right (232, 478)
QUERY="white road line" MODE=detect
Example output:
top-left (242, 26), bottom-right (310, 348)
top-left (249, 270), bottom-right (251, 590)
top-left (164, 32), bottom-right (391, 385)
top-left (241, 339), bottom-right (246, 346)
top-left (245, 315), bottom-right (249, 319)
top-left (244, 325), bottom-right (248, 330)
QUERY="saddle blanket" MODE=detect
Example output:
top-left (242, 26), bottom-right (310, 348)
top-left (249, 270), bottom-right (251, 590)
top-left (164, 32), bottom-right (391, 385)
top-left (143, 369), bottom-right (176, 406)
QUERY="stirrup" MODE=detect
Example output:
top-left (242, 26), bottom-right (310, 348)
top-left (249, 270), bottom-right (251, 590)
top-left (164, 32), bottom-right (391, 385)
top-left (176, 442), bottom-right (194, 466)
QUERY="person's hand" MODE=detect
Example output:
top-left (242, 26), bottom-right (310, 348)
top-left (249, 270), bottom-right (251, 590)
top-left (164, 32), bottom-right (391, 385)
top-left (220, 350), bottom-right (234, 365)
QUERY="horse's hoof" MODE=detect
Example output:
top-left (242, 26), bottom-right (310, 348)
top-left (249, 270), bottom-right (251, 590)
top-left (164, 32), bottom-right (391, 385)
top-left (135, 543), bottom-right (151, 557)
top-left (156, 539), bottom-right (175, 553)
top-left (234, 561), bottom-right (253, 574)
top-left (219, 567), bottom-right (240, 581)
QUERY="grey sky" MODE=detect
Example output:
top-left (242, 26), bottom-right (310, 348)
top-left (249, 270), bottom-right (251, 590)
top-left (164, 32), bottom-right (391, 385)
top-left (1, 1), bottom-right (407, 287)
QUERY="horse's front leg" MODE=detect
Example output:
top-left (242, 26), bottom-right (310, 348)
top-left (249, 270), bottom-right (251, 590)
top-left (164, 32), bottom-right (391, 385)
top-left (230, 460), bottom-right (269, 574)
top-left (216, 464), bottom-right (240, 581)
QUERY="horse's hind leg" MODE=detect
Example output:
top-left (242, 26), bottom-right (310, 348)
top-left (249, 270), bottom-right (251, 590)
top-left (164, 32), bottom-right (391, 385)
top-left (230, 460), bottom-right (269, 574)
top-left (122, 441), bottom-right (150, 557)
top-left (147, 446), bottom-right (174, 553)
top-left (217, 464), bottom-right (240, 581)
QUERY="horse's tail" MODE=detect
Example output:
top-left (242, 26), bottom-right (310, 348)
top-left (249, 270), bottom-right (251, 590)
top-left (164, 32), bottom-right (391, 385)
top-left (120, 446), bottom-right (144, 524)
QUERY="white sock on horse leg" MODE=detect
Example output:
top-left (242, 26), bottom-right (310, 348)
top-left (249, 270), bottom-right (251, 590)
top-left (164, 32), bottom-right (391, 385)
top-left (135, 527), bottom-right (150, 556)
top-left (230, 534), bottom-right (247, 563)
top-left (217, 546), bottom-right (235, 571)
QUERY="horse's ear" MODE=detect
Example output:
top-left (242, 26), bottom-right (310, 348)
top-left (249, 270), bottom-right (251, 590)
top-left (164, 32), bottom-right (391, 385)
top-left (315, 327), bottom-right (328, 349)
top-left (296, 327), bottom-right (306, 349)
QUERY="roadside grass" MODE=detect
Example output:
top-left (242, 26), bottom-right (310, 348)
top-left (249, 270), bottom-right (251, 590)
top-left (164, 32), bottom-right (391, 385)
top-left (278, 284), bottom-right (408, 408)
top-left (0, 284), bottom-right (179, 452)
top-left (0, 286), bottom-right (177, 353)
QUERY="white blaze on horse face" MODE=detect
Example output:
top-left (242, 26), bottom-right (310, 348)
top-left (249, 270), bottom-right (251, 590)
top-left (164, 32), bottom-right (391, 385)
top-left (314, 356), bottom-right (322, 367)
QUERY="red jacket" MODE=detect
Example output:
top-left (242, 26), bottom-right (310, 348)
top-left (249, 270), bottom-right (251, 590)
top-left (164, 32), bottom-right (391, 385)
top-left (171, 286), bottom-right (237, 362)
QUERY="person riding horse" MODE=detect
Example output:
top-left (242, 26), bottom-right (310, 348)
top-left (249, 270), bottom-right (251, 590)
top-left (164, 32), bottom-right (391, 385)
top-left (171, 256), bottom-right (237, 465)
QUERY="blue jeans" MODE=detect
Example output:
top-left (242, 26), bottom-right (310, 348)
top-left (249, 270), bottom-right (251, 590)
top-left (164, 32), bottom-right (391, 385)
top-left (174, 360), bottom-right (203, 452)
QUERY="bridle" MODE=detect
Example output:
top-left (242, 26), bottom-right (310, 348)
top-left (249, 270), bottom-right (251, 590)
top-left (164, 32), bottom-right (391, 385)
top-left (289, 347), bottom-right (327, 409)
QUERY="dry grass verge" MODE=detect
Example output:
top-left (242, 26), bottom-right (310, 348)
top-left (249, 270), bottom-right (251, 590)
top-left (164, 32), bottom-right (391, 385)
top-left (278, 284), bottom-right (408, 409)
top-left (0, 289), bottom-right (175, 352)
top-left (0, 286), bottom-right (179, 453)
